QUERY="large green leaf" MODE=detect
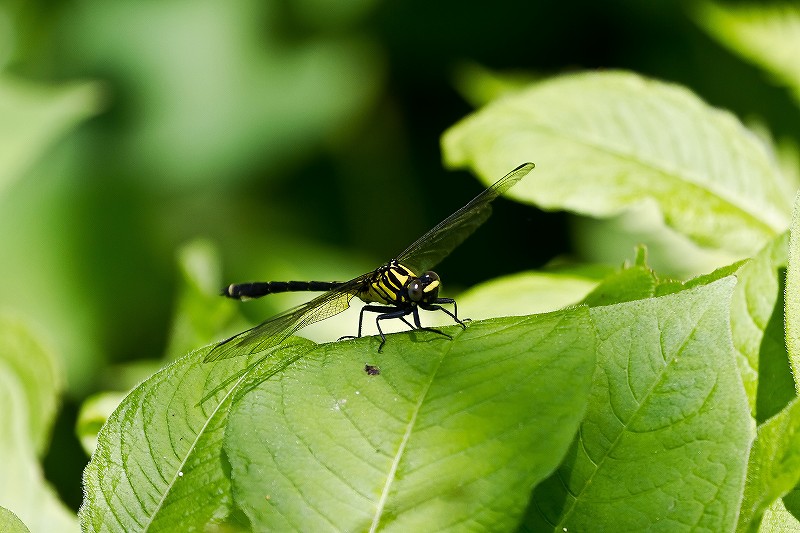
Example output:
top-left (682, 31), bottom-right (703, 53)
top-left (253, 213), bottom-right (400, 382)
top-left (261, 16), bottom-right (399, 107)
top-left (223, 309), bottom-right (596, 531)
top-left (78, 340), bottom-right (313, 532)
top-left (0, 316), bottom-right (77, 533)
top-left (442, 71), bottom-right (791, 256)
top-left (525, 277), bottom-right (753, 531)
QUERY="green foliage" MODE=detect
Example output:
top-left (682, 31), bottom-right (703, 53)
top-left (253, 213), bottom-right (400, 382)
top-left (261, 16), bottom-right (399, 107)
top-left (0, 315), bottom-right (77, 532)
top-left (0, 507), bottom-right (31, 533)
top-left (75, 63), bottom-right (800, 533)
top-left (79, 339), bottom-right (315, 531)
top-left (443, 71), bottom-right (793, 256)
top-left (8, 3), bottom-right (800, 532)
top-left (226, 311), bottom-right (595, 531)
top-left (695, 3), bottom-right (800, 104)
top-left (527, 279), bottom-right (752, 531)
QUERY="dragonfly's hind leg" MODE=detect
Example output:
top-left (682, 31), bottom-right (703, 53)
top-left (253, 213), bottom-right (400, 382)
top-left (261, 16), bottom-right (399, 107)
top-left (338, 305), bottom-right (414, 352)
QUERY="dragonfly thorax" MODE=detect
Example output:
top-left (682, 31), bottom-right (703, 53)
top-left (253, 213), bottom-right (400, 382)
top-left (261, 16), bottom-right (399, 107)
top-left (358, 261), bottom-right (441, 307)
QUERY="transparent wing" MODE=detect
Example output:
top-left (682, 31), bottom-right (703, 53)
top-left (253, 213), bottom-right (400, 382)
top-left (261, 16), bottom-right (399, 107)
top-left (204, 276), bottom-right (369, 362)
top-left (396, 162), bottom-right (534, 274)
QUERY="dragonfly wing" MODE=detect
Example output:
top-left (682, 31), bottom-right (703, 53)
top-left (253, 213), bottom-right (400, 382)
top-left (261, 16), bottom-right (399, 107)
top-left (204, 280), bottom-right (364, 362)
top-left (396, 162), bottom-right (534, 274)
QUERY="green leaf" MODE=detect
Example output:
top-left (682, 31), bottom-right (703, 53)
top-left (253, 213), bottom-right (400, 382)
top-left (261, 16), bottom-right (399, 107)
top-left (0, 316), bottom-right (77, 532)
top-left (0, 507), bottom-right (30, 533)
top-left (0, 76), bottom-right (101, 195)
top-left (223, 309), bottom-right (596, 531)
top-left (0, 314), bottom-right (63, 455)
top-left (780, 488), bottom-right (800, 529)
top-left (455, 270), bottom-right (599, 320)
top-left (78, 340), bottom-right (313, 532)
top-left (729, 232), bottom-right (793, 420)
top-left (737, 397), bottom-right (800, 532)
top-left (758, 498), bottom-right (800, 532)
top-left (581, 263), bottom-right (658, 306)
top-left (75, 391), bottom-right (127, 457)
top-left (442, 71), bottom-right (791, 256)
top-left (525, 277), bottom-right (754, 531)
top-left (695, 3), bottom-right (800, 104)
top-left (786, 192), bottom-right (800, 389)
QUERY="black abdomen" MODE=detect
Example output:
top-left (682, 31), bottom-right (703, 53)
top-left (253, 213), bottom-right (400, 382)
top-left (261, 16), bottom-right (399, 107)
top-left (223, 281), bottom-right (342, 300)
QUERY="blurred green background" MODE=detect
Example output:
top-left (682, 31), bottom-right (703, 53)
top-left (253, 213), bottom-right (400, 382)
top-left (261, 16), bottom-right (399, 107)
top-left (2, 0), bottom-right (798, 513)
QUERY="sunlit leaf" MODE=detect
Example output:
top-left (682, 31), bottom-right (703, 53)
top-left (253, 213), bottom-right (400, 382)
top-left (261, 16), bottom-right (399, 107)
top-left (0, 507), bottom-right (30, 533)
top-left (442, 71), bottom-right (792, 256)
top-left (75, 391), bottom-right (126, 457)
top-left (787, 191), bottom-right (800, 389)
top-left (454, 270), bottom-right (599, 320)
top-left (729, 232), bottom-right (792, 420)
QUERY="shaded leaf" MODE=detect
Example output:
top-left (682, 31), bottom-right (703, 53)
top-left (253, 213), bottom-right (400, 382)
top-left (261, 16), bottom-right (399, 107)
top-left (737, 398), bottom-right (800, 532)
top-left (525, 277), bottom-right (753, 531)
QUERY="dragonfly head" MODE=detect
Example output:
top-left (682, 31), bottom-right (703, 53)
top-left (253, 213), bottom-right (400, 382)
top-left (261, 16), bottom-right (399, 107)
top-left (407, 271), bottom-right (440, 304)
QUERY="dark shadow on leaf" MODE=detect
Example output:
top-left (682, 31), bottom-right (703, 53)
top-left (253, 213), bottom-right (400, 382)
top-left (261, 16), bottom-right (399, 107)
top-left (515, 434), bottom-right (578, 531)
top-left (756, 267), bottom-right (796, 424)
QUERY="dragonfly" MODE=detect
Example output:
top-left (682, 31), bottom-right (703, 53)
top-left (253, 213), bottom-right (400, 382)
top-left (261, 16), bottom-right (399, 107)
top-left (204, 162), bottom-right (534, 363)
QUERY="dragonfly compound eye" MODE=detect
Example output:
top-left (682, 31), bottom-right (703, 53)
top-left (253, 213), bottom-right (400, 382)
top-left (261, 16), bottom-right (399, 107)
top-left (407, 279), bottom-right (424, 302)
top-left (419, 271), bottom-right (440, 301)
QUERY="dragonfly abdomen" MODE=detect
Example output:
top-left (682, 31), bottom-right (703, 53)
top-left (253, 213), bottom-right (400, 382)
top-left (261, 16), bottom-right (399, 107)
top-left (223, 280), bottom-right (343, 300)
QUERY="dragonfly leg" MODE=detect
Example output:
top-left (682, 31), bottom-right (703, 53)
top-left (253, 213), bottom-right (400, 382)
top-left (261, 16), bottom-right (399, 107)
top-left (410, 306), bottom-right (452, 341)
top-left (423, 298), bottom-right (469, 329)
top-left (339, 304), bottom-right (411, 352)
top-left (339, 304), bottom-right (392, 341)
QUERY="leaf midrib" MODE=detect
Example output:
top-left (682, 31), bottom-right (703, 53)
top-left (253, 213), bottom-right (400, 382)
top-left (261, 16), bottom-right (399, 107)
top-left (140, 362), bottom-right (255, 532)
top-left (368, 342), bottom-right (453, 532)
